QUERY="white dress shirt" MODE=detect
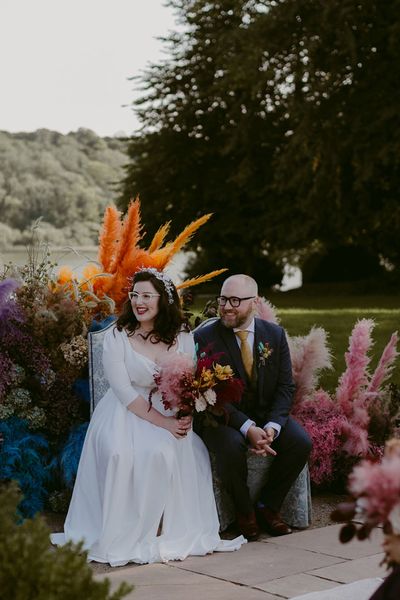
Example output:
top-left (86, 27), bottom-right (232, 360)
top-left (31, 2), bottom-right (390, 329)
top-left (234, 319), bottom-right (281, 440)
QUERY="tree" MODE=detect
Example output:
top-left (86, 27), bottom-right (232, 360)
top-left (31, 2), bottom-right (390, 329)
top-left (121, 0), bottom-right (400, 285)
top-left (0, 129), bottom-right (128, 246)
top-left (120, 1), bottom-right (286, 285)
top-left (256, 0), bottom-right (400, 280)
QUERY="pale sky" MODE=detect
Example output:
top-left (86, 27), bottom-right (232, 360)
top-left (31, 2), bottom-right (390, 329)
top-left (0, 0), bottom-right (176, 137)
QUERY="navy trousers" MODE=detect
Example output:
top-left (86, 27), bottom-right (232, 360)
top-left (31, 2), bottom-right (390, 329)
top-left (200, 416), bottom-right (312, 515)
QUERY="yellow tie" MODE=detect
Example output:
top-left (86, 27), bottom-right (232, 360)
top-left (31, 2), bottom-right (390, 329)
top-left (236, 330), bottom-right (253, 379)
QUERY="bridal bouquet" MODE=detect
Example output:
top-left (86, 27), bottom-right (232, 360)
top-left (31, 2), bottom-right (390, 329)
top-left (332, 438), bottom-right (400, 566)
top-left (150, 348), bottom-right (244, 423)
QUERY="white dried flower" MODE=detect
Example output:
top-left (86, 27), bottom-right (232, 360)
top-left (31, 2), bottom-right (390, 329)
top-left (203, 388), bottom-right (217, 406)
top-left (195, 395), bottom-right (207, 412)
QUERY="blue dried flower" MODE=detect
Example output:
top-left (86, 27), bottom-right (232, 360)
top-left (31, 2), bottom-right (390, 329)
top-left (60, 422), bottom-right (89, 487)
top-left (0, 417), bottom-right (50, 517)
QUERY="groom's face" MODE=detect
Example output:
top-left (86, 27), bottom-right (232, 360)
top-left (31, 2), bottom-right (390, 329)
top-left (219, 279), bottom-right (255, 329)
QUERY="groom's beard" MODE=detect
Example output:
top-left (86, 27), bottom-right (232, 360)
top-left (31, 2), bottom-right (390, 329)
top-left (219, 304), bottom-right (253, 329)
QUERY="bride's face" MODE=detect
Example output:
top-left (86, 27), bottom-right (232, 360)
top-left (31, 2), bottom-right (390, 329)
top-left (130, 280), bottom-right (160, 326)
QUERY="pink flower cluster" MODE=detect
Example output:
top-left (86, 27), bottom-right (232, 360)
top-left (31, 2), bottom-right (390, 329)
top-left (294, 390), bottom-right (347, 484)
top-left (292, 318), bottom-right (399, 487)
top-left (349, 454), bottom-right (400, 525)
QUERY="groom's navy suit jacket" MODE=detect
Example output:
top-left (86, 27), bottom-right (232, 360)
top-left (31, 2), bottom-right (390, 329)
top-left (194, 317), bottom-right (295, 432)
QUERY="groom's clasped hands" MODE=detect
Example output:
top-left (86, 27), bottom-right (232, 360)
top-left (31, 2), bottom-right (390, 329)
top-left (247, 425), bottom-right (277, 457)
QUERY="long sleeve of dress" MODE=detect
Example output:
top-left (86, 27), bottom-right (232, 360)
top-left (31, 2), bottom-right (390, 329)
top-left (178, 330), bottom-right (197, 363)
top-left (102, 327), bottom-right (141, 408)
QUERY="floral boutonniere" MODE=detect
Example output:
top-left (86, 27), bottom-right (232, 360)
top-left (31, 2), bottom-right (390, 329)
top-left (258, 341), bottom-right (273, 367)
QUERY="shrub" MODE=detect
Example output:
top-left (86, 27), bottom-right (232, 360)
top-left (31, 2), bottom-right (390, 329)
top-left (0, 482), bottom-right (132, 600)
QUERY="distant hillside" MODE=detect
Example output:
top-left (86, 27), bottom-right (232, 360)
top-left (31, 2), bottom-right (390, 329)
top-left (0, 128), bottom-right (128, 248)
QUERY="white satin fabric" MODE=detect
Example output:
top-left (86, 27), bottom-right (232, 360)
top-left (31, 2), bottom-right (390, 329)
top-left (51, 327), bottom-right (245, 566)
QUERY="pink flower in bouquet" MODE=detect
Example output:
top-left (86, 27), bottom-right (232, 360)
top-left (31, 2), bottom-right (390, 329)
top-left (151, 348), bottom-right (244, 420)
top-left (152, 353), bottom-right (196, 413)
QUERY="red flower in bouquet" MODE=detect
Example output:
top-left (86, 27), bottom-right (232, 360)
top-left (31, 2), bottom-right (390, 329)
top-left (150, 348), bottom-right (244, 421)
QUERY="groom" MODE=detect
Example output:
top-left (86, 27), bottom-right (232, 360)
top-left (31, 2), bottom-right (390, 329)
top-left (194, 274), bottom-right (311, 541)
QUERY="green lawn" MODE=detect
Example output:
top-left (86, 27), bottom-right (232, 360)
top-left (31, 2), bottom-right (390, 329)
top-left (194, 289), bottom-right (400, 392)
top-left (278, 308), bottom-right (400, 391)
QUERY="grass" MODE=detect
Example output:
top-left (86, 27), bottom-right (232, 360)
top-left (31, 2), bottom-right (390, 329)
top-left (194, 287), bottom-right (400, 392)
top-left (278, 308), bottom-right (400, 391)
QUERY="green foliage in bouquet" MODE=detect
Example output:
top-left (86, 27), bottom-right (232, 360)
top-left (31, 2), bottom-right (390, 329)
top-left (0, 483), bottom-right (132, 600)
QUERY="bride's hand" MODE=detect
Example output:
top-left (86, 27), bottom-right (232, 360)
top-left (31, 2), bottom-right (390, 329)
top-left (164, 416), bottom-right (191, 439)
top-left (178, 415), bottom-right (192, 429)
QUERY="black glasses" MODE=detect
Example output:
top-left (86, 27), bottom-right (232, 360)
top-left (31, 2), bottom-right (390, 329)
top-left (216, 296), bottom-right (255, 308)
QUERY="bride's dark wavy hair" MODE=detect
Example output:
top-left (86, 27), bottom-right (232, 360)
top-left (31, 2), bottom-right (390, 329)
top-left (115, 270), bottom-right (188, 346)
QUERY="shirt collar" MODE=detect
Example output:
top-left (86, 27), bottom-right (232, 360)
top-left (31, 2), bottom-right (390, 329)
top-left (234, 318), bottom-right (255, 334)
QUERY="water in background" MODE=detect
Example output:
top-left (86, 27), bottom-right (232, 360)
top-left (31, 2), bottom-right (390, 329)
top-left (0, 247), bottom-right (300, 290)
top-left (0, 246), bottom-right (190, 283)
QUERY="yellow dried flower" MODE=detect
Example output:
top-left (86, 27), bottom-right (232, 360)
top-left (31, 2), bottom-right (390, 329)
top-left (213, 364), bottom-right (233, 380)
top-left (200, 368), bottom-right (214, 385)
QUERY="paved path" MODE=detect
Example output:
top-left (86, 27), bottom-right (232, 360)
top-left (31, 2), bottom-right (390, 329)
top-left (94, 524), bottom-right (387, 599)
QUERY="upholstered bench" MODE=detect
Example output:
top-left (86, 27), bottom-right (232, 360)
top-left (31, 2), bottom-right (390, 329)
top-left (88, 322), bottom-right (312, 532)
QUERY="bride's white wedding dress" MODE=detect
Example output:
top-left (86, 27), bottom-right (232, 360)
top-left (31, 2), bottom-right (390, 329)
top-left (51, 327), bottom-right (245, 566)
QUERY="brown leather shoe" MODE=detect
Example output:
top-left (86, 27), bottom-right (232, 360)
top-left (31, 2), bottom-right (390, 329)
top-left (256, 506), bottom-right (292, 536)
top-left (236, 510), bottom-right (260, 541)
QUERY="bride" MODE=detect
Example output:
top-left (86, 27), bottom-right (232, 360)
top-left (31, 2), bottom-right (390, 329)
top-left (51, 268), bottom-right (245, 566)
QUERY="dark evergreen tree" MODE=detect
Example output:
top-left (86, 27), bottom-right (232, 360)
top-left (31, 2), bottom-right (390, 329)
top-left (121, 0), bottom-right (400, 285)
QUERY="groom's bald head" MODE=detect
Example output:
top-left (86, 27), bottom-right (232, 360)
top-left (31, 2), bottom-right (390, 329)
top-left (221, 274), bottom-right (258, 297)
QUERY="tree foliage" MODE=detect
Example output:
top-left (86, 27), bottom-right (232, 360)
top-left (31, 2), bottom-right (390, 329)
top-left (121, 0), bottom-right (400, 284)
top-left (0, 129), bottom-right (128, 249)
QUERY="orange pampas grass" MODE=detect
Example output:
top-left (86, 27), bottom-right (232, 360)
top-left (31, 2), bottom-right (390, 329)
top-left (81, 263), bottom-right (103, 291)
top-left (57, 199), bottom-right (225, 314)
top-left (147, 222), bottom-right (171, 253)
top-left (57, 266), bottom-right (75, 285)
top-left (114, 198), bottom-right (143, 271)
top-left (98, 205), bottom-right (122, 273)
top-left (177, 269), bottom-right (227, 291)
top-left (160, 214), bottom-right (212, 268)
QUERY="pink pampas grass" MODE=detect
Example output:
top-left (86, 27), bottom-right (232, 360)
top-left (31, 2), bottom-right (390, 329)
top-left (254, 296), bottom-right (280, 324)
top-left (288, 327), bottom-right (332, 407)
top-left (367, 332), bottom-right (399, 396)
top-left (341, 419), bottom-right (370, 456)
top-left (336, 319), bottom-right (375, 416)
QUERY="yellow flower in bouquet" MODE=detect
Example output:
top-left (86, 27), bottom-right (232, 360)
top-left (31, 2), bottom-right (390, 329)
top-left (213, 364), bottom-right (234, 381)
top-left (199, 368), bottom-right (214, 387)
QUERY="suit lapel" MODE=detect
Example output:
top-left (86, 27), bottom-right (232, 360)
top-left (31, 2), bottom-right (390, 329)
top-left (217, 321), bottom-right (247, 383)
top-left (255, 318), bottom-right (268, 395)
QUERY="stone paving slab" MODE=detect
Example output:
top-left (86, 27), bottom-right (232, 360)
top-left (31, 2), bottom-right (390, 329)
top-left (253, 572), bottom-right (344, 598)
top-left (92, 526), bottom-right (389, 600)
top-left (290, 578), bottom-right (383, 600)
top-left (95, 563), bottom-right (279, 600)
top-left (171, 540), bottom-right (343, 586)
top-left (308, 552), bottom-right (387, 583)
top-left (267, 523), bottom-right (383, 559)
